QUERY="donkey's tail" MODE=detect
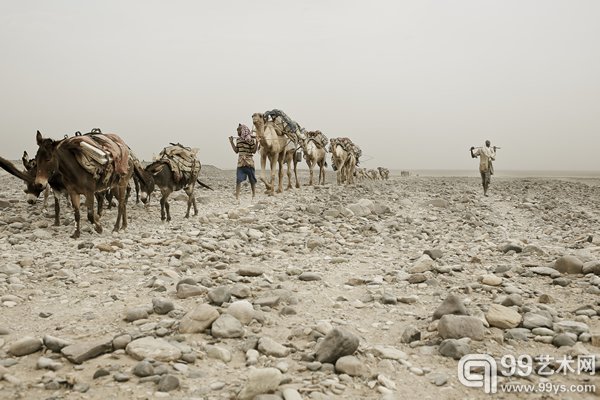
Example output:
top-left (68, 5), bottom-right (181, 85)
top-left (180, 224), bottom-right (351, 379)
top-left (196, 179), bottom-right (213, 190)
top-left (0, 156), bottom-right (34, 183)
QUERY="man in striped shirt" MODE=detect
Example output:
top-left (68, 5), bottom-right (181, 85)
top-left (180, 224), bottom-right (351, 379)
top-left (229, 124), bottom-right (259, 200)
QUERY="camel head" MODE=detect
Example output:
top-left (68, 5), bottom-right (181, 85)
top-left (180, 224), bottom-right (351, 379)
top-left (251, 113), bottom-right (265, 137)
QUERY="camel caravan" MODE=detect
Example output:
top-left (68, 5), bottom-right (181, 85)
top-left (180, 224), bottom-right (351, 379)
top-left (0, 110), bottom-right (393, 238)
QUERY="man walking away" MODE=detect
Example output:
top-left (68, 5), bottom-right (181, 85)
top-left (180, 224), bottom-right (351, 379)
top-left (229, 124), bottom-right (259, 201)
top-left (470, 140), bottom-right (497, 196)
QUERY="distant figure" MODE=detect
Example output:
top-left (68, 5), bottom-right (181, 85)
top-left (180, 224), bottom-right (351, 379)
top-left (470, 140), bottom-right (497, 196)
top-left (229, 124), bottom-right (259, 200)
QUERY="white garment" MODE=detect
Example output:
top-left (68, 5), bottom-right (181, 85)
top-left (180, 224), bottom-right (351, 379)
top-left (473, 146), bottom-right (496, 173)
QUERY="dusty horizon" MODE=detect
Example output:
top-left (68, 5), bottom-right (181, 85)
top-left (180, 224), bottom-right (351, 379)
top-left (1, 1), bottom-right (599, 172)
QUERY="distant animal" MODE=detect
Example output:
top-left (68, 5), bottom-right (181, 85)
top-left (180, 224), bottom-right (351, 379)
top-left (368, 169), bottom-right (379, 180)
top-left (252, 112), bottom-right (297, 194)
top-left (33, 130), bottom-right (135, 238)
top-left (330, 138), bottom-right (356, 185)
top-left (301, 131), bottom-right (327, 186)
top-left (378, 167), bottom-right (390, 180)
top-left (138, 144), bottom-right (210, 221)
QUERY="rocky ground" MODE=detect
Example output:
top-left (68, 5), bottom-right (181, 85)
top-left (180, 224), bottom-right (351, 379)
top-left (0, 166), bottom-right (599, 400)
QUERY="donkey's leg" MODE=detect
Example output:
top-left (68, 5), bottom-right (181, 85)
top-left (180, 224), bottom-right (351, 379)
top-left (53, 192), bottom-right (61, 226)
top-left (86, 191), bottom-right (102, 234)
top-left (165, 195), bottom-right (171, 222)
top-left (114, 182), bottom-right (128, 232)
top-left (70, 193), bottom-right (81, 238)
top-left (96, 193), bottom-right (104, 217)
top-left (160, 195), bottom-right (166, 221)
top-left (184, 185), bottom-right (195, 218)
top-left (134, 176), bottom-right (140, 204)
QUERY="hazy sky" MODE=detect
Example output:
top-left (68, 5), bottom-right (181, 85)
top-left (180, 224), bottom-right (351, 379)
top-left (1, 1), bottom-right (598, 171)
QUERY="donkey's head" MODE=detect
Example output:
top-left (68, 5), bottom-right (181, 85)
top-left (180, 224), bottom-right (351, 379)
top-left (34, 131), bottom-right (59, 192)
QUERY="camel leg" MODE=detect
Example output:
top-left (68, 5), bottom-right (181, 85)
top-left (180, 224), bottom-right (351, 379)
top-left (285, 155), bottom-right (292, 190)
top-left (70, 193), bottom-right (81, 238)
top-left (134, 176), bottom-right (140, 204)
top-left (308, 160), bottom-right (314, 186)
top-left (277, 155), bottom-right (284, 193)
top-left (269, 156), bottom-right (277, 195)
top-left (294, 158), bottom-right (300, 188)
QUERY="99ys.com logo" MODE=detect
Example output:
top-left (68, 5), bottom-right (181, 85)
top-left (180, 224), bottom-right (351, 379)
top-left (458, 353), bottom-right (596, 394)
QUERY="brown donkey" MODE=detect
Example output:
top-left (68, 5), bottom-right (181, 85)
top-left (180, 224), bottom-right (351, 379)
top-left (33, 131), bottom-right (134, 238)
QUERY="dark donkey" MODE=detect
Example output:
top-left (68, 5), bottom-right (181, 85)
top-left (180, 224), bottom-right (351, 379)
top-left (138, 145), bottom-right (212, 221)
top-left (33, 130), bottom-right (134, 238)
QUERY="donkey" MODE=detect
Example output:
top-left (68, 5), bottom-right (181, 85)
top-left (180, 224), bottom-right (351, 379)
top-left (138, 159), bottom-right (200, 221)
top-left (33, 130), bottom-right (134, 238)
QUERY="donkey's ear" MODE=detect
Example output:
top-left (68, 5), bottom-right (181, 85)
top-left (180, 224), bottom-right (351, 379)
top-left (36, 131), bottom-right (43, 145)
top-left (22, 151), bottom-right (28, 159)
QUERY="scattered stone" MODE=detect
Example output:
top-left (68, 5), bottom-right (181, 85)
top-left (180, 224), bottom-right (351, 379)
top-left (438, 315), bottom-right (485, 341)
top-left (485, 304), bottom-right (522, 329)
top-left (61, 337), bottom-right (113, 364)
top-left (433, 294), bottom-right (468, 320)
top-left (424, 249), bottom-right (443, 260)
top-left (335, 355), bottom-right (366, 376)
top-left (124, 307), bottom-right (149, 322)
top-left (208, 286), bottom-right (231, 306)
top-left (112, 334), bottom-right (132, 350)
top-left (179, 304), bottom-right (220, 333)
top-left (93, 368), bottom-right (110, 379)
top-left (298, 272), bottom-right (322, 281)
top-left (400, 326), bottom-right (421, 343)
top-left (177, 283), bottom-right (207, 299)
top-left (153, 298), bottom-right (175, 315)
top-left (258, 337), bottom-right (290, 358)
top-left (554, 255), bottom-right (583, 274)
top-left (157, 374), bottom-right (180, 392)
top-left (481, 274), bottom-right (503, 286)
top-left (125, 337), bottom-right (182, 362)
top-left (132, 360), bottom-right (154, 377)
top-left (227, 300), bottom-right (255, 325)
top-left (408, 273), bottom-right (427, 284)
top-left (522, 312), bottom-right (553, 329)
top-left (211, 314), bottom-right (245, 338)
top-left (553, 334), bottom-right (576, 348)
top-left (237, 368), bottom-right (282, 400)
top-left (206, 344), bottom-right (232, 362)
top-left (237, 266), bottom-right (264, 277)
top-left (315, 328), bottom-right (360, 363)
top-left (439, 339), bottom-right (470, 359)
top-left (36, 356), bottom-right (63, 371)
top-left (9, 336), bottom-right (42, 356)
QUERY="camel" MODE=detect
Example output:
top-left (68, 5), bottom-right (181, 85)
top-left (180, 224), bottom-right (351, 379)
top-left (252, 112), bottom-right (291, 194)
top-left (33, 131), bottom-right (135, 238)
top-left (368, 169), bottom-right (380, 180)
top-left (301, 131), bottom-right (327, 186)
top-left (354, 167), bottom-right (368, 182)
top-left (378, 167), bottom-right (390, 180)
top-left (330, 138), bottom-right (356, 185)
